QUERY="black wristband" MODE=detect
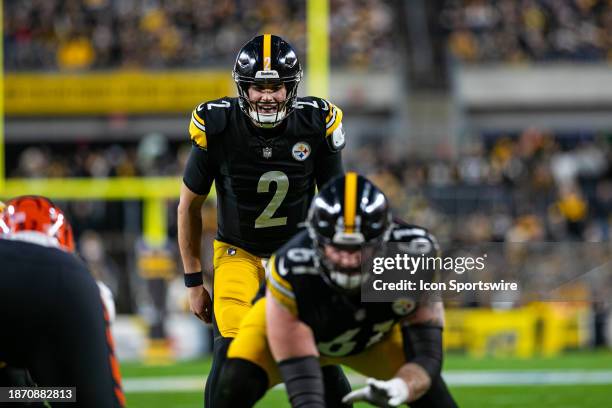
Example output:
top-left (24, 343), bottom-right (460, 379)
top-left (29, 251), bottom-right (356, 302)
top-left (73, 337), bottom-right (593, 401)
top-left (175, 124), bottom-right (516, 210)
top-left (184, 271), bottom-right (204, 288)
top-left (279, 356), bottom-right (325, 408)
top-left (402, 324), bottom-right (443, 380)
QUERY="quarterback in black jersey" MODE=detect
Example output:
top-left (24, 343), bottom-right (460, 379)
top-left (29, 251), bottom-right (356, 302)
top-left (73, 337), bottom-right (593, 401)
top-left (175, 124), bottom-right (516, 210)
top-left (213, 173), bottom-right (457, 407)
top-left (177, 34), bottom-right (347, 406)
top-left (0, 196), bottom-right (125, 408)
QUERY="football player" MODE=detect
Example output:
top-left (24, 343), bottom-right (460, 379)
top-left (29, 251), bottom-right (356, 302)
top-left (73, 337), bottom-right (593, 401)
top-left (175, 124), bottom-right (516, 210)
top-left (0, 196), bottom-right (125, 407)
top-left (213, 173), bottom-right (458, 407)
top-left (177, 34), bottom-right (347, 405)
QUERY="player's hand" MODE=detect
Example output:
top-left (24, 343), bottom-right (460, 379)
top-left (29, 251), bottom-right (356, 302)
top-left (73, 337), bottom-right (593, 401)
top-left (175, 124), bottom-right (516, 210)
top-left (188, 285), bottom-right (212, 323)
top-left (342, 377), bottom-right (409, 407)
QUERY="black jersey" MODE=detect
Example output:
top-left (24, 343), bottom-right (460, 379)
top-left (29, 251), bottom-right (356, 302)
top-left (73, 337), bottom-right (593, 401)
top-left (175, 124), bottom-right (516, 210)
top-left (0, 239), bottom-right (124, 407)
top-left (183, 96), bottom-right (345, 257)
top-left (266, 222), bottom-right (439, 357)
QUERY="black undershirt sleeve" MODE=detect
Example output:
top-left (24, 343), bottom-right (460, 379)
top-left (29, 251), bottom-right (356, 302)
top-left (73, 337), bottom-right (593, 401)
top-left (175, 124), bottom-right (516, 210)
top-left (182, 145), bottom-right (215, 196)
top-left (279, 356), bottom-right (326, 408)
top-left (315, 149), bottom-right (344, 191)
top-left (401, 324), bottom-right (444, 380)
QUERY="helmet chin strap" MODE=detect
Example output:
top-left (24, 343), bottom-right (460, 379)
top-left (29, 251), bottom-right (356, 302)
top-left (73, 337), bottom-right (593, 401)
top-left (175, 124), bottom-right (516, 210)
top-left (249, 108), bottom-right (287, 128)
top-left (329, 270), bottom-right (363, 290)
top-left (318, 251), bottom-right (365, 292)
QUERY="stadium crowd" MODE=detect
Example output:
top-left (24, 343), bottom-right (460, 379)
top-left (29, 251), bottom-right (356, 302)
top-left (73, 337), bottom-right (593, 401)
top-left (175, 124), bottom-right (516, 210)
top-left (441, 0), bottom-right (612, 62)
top-left (4, 0), bottom-right (394, 70)
top-left (358, 130), bottom-right (612, 245)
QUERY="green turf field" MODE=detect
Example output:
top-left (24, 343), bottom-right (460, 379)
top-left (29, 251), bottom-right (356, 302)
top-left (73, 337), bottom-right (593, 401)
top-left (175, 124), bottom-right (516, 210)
top-left (121, 350), bottom-right (612, 407)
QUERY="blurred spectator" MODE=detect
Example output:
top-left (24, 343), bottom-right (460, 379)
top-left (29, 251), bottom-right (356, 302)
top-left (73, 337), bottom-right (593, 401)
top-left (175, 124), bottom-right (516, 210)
top-left (554, 184), bottom-right (589, 239)
top-left (441, 0), bottom-right (612, 63)
top-left (57, 34), bottom-right (96, 70)
top-left (593, 179), bottom-right (612, 240)
top-left (80, 229), bottom-right (121, 293)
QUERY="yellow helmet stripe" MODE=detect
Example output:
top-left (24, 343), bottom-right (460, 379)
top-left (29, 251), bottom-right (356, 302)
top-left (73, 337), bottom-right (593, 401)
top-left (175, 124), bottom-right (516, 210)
top-left (344, 172), bottom-right (358, 233)
top-left (263, 33), bottom-right (272, 70)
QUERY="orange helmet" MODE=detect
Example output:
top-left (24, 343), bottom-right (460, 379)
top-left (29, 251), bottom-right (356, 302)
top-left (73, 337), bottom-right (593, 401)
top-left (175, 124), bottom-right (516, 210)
top-left (0, 196), bottom-right (75, 252)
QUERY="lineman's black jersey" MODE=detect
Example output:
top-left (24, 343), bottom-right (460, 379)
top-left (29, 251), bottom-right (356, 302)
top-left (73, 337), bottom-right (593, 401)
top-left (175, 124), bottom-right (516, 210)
top-left (266, 222), bottom-right (439, 357)
top-left (183, 97), bottom-right (346, 257)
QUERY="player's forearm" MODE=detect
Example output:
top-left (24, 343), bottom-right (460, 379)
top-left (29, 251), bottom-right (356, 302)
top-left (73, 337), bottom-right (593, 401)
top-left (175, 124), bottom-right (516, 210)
top-left (395, 362), bottom-right (432, 402)
top-left (266, 298), bottom-right (324, 407)
top-left (398, 301), bottom-right (445, 400)
top-left (269, 327), bottom-right (318, 361)
top-left (177, 199), bottom-right (204, 273)
top-left (266, 296), bottom-right (318, 361)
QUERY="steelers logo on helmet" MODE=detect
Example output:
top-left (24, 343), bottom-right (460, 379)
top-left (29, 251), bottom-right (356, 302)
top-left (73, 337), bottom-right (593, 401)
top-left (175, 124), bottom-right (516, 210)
top-left (232, 34), bottom-right (303, 128)
top-left (292, 142), bottom-right (311, 161)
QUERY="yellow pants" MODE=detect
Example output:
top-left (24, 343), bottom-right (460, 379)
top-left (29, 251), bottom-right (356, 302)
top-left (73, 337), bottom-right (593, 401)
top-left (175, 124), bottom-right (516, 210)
top-left (228, 298), bottom-right (406, 387)
top-left (212, 240), bottom-right (266, 338)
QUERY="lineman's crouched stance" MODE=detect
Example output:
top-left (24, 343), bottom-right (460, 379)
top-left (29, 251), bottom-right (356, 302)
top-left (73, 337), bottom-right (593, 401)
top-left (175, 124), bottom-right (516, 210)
top-left (213, 173), bottom-right (458, 407)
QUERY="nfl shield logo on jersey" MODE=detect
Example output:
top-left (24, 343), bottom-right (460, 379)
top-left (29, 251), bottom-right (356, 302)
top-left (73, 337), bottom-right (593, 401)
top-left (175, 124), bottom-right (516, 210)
top-left (292, 142), bottom-right (311, 161)
top-left (262, 147), bottom-right (273, 159)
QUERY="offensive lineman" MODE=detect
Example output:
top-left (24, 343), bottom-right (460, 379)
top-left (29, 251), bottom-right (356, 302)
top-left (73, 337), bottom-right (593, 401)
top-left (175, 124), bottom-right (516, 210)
top-left (177, 34), bottom-right (349, 406)
top-left (0, 196), bottom-right (125, 407)
top-left (213, 173), bottom-right (458, 407)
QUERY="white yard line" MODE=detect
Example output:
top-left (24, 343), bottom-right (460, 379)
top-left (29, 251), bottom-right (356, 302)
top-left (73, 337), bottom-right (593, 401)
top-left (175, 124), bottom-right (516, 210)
top-left (123, 370), bottom-right (612, 393)
top-left (443, 370), bottom-right (612, 386)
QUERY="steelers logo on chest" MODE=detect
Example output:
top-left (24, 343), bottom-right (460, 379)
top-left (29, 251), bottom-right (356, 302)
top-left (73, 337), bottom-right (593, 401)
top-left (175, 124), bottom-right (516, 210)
top-left (292, 142), bottom-right (311, 161)
top-left (392, 298), bottom-right (417, 316)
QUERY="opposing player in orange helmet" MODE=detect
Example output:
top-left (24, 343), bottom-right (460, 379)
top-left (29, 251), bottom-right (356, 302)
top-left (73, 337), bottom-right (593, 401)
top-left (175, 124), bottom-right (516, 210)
top-left (0, 195), bottom-right (74, 252)
top-left (0, 195), bottom-right (125, 407)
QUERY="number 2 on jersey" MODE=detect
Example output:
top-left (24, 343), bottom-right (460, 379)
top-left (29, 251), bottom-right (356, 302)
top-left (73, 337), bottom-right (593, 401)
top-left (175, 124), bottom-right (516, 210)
top-left (255, 171), bottom-right (289, 228)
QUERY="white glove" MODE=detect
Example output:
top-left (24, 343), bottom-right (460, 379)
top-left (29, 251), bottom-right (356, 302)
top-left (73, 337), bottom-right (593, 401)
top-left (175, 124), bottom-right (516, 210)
top-left (342, 377), bottom-right (409, 407)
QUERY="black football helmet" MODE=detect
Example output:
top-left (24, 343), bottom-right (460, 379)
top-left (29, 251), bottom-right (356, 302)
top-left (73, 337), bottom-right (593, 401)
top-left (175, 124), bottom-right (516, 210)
top-left (232, 34), bottom-right (302, 128)
top-left (306, 172), bottom-right (393, 292)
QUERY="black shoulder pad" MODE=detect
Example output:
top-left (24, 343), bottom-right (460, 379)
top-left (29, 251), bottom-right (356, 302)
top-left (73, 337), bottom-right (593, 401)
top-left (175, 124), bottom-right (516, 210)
top-left (189, 98), bottom-right (236, 149)
top-left (197, 97), bottom-right (235, 135)
top-left (274, 231), bottom-right (319, 277)
top-left (388, 222), bottom-right (440, 256)
top-left (294, 96), bottom-right (327, 112)
top-left (295, 96), bottom-right (345, 152)
top-left (282, 246), bottom-right (317, 269)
